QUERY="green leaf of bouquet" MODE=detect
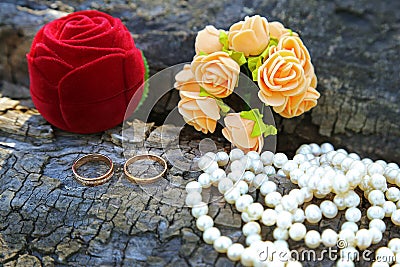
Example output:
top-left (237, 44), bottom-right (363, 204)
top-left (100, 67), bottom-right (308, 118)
top-left (263, 125), bottom-right (278, 137)
top-left (199, 86), bottom-right (214, 98)
top-left (215, 98), bottom-right (230, 115)
top-left (229, 50), bottom-right (247, 66)
top-left (219, 30), bottom-right (229, 50)
top-left (199, 51), bottom-right (209, 56)
top-left (137, 51), bottom-right (150, 109)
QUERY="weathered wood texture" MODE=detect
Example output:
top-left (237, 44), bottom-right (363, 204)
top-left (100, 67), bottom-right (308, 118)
top-left (0, 1), bottom-right (400, 267)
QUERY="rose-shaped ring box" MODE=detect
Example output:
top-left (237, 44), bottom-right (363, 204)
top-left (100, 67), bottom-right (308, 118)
top-left (27, 10), bottom-right (146, 134)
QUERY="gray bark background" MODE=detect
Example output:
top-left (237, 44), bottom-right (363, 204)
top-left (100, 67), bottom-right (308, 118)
top-left (0, 1), bottom-right (399, 266)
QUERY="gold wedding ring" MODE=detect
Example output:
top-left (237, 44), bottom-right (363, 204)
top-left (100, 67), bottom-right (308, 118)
top-left (124, 154), bottom-right (167, 184)
top-left (72, 154), bottom-right (114, 186)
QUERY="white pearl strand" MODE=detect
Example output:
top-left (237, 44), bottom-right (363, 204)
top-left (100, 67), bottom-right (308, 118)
top-left (186, 144), bottom-right (400, 266)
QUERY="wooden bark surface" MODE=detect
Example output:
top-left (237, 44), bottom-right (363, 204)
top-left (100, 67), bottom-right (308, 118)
top-left (0, 1), bottom-right (400, 266)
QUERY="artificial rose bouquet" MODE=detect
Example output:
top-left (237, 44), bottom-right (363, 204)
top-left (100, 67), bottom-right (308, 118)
top-left (175, 15), bottom-right (320, 152)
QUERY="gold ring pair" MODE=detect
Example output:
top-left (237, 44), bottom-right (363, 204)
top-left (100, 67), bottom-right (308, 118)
top-left (72, 154), bottom-right (167, 186)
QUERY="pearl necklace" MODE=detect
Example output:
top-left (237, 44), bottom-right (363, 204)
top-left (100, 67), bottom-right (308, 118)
top-left (185, 143), bottom-right (400, 267)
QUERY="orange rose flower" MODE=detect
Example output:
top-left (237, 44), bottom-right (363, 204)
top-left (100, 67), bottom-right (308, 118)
top-left (178, 91), bottom-right (221, 134)
top-left (174, 64), bottom-right (200, 92)
top-left (191, 52), bottom-right (240, 98)
top-left (275, 36), bottom-right (313, 77)
top-left (268, 21), bottom-right (298, 39)
top-left (222, 113), bottom-right (264, 153)
top-left (228, 15), bottom-right (270, 57)
top-left (195, 26), bottom-right (224, 55)
top-left (258, 50), bottom-right (307, 107)
top-left (274, 74), bottom-right (320, 118)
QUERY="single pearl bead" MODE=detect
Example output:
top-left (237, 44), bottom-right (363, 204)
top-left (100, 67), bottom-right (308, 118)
top-left (260, 151), bottom-right (274, 165)
top-left (203, 227), bottom-right (221, 244)
top-left (217, 178), bottom-right (233, 194)
top-left (332, 152), bottom-right (347, 166)
top-left (230, 160), bottom-right (245, 173)
top-left (247, 151), bottom-right (260, 160)
top-left (243, 171), bottom-right (255, 183)
top-left (304, 230), bottom-right (321, 249)
top-left (368, 163), bottom-right (385, 176)
top-left (333, 195), bottom-right (347, 210)
top-left (289, 169), bottom-right (303, 185)
top-left (296, 144), bottom-right (312, 155)
top-left (297, 174), bottom-right (310, 188)
top-left (236, 180), bottom-right (249, 195)
top-left (191, 202), bottom-right (208, 218)
top-left (383, 201), bottom-right (397, 217)
top-left (369, 219), bottom-right (386, 233)
top-left (339, 229), bottom-right (356, 247)
top-left (198, 173), bottom-right (211, 188)
top-left (204, 161), bottom-right (219, 174)
top-left (368, 190), bottom-right (386, 206)
top-left (332, 174), bottom-right (350, 194)
top-left (227, 243), bottom-right (244, 261)
top-left (299, 161), bottom-right (312, 172)
top-left (239, 156), bottom-right (251, 171)
top-left (341, 221), bottom-right (359, 233)
top-left (346, 169), bottom-right (362, 188)
top-left (362, 158), bottom-right (373, 165)
top-left (309, 143), bottom-right (321, 156)
top-left (276, 211), bottom-right (293, 229)
top-left (388, 162), bottom-right (400, 169)
top-left (281, 195), bottom-right (298, 212)
top-left (292, 208), bottom-right (305, 223)
top-left (343, 191), bottom-right (361, 208)
top-left (196, 215), bottom-right (214, 231)
top-left (251, 160), bottom-right (264, 174)
top-left (245, 234), bottom-right (262, 246)
top-left (275, 204), bottom-right (284, 213)
top-left (261, 209), bottom-right (277, 226)
top-left (186, 181), bottom-right (202, 194)
top-left (341, 157), bottom-right (354, 172)
top-left (389, 238), bottom-right (400, 253)
top-left (345, 207), bottom-right (362, 222)
top-left (369, 174), bottom-right (387, 191)
top-left (224, 188), bottom-right (241, 204)
top-left (369, 227), bottom-right (383, 244)
top-left (240, 247), bottom-right (257, 267)
top-left (336, 259), bottom-right (355, 267)
top-left (386, 187), bottom-right (400, 202)
top-left (359, 175), bottom-right (371, 191)
top-left (336, 148), bottom-right (348, 155)
top-left (265, 192), bottom-right (282, 208)
top-left (289, 189), bottom-right (306, 206)
top-left (235, 194), bottom-right (253, 212)
top-left (307, 175), bottom-right (321, 191)
top-left (228, 170), bottom-right (244, 183)
top-left (293, 154), bottom-right (306, 164)
top-left (348, 152), bottom-right (361, 160)
top-left (246, 203), bottom-right (264, 220)
top-left (367, 206), bottom-right (385, 220)
top-left (391, 209), bottom-right (400, 225)
top-left (282, 160), bottom-right (298, 176)
top-left (273, 153), bottom-right (288, 168)
top-left (375, 247), bottom-right (394, 264)
top-left (213, 236), bottom-right (232, 253)
top-left (321, 229), bottom-right (338, 247)
top-left (350, 161), bottom-right (366, 176)
top-left (259, 181), bottom-right (277, 196)
top-left (289, 223), bottom-right (307, 241)
top-left (385, 168), bottom-right (398, 184)
top-left (321, 143), bottom-right (334, 154)
top-left (263, 165), bottom-right (276, 176)
top-left (198, 155), bottom-right (215, 170)
top-left (252, 174), bottom-right (268, 189)
top-left (216, 151), bottom-right (229, 166)
top-left (241, 212), bottom-right (251, 223)
top-left (230, 148), bottom-right (244, 161)
top-left (355, 229), bottom-right (372, 250)
top-left (326, 150), bottom-right (337, 162)
top-left (273, 227), bottom-right (289, 240)
top-left (305, 204), bottom-right (322, 224)
top-left (317, 177), bottom-right (333, 195)
top-left (320, 200), bottom-right (338, 219)
top-left (301, 187), bottom-right (314, 203)
top-left (185, 192), bottom-right (202, 207)
top-left (243, 222), bottom-right (261, 236)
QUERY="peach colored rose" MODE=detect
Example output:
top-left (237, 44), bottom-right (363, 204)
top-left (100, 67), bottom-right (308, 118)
top-left (273, 74), bottom-right (319, 118)
top-left (258, 50), bottom-right (308, 107)
top-left (228, 15), bottom-right (269, 56)
top-left (195, 26), bottom-right (224, 55)
top-left (222, 113), bottom-right (264, 153)
top-left (174, 64), bottom-right (200, 92)
top-left (178, 91), bottom-right (220, 134)
top-left (268, 21), bottom-right (298, 39)
top-left (275, 36), bottom-right (313, 77)
top-left (191, 52), bottom-right (240, 98)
